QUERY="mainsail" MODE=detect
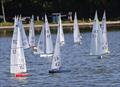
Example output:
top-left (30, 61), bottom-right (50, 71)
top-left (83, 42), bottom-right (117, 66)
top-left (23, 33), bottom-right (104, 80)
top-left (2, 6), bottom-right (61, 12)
top-left (29, 15), bottom-right (35, 47)
top-left (73, 12), bottom-right (81, 44)
top-left (19, 16), bottom-right (29, 49)
top-left (101, 11), bottom-right (110, 54)
top-left (59, 14), bottom-right (65, 45)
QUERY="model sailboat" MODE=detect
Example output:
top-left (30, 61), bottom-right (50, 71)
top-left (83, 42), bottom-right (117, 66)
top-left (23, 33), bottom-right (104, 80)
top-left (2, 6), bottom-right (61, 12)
top-left (49, 23), bottom-right (61, 73)
top-left (59, 14), bottom-right (65, 45)
top-left (29, 15), bottom-right (35, 47)
top-left (28, 15), bottom-right (38, 54)
top-left (10, 17), bottom-right (28, 77)
top-left (90, 11), bottom-right (109, 57)
top-left (101, 11), bottom-right (110, 54)
top-left (19, 16), bottom-right (30, 49)
top-left (73, 12), bottom-right (82, 44)
top-left (90, 11), bottom-right (102, 55)
top-left (37, 14), bottom-right (53, 57)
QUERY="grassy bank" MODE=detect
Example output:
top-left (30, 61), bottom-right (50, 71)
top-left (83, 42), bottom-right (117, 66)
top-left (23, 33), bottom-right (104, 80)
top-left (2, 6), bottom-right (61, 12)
top-left (0, 20), bottom-right (91, 26)
top-left (0, 20), bottom-right (120, 37)
top-left (0, 22), bottom-right (13, 26)
top-left (0, 26), bottom-right (120, 37)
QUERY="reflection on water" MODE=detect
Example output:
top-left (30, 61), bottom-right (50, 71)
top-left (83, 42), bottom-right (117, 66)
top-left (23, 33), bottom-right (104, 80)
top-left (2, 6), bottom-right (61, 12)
top-left (0, 28), bottom-right (120, 86)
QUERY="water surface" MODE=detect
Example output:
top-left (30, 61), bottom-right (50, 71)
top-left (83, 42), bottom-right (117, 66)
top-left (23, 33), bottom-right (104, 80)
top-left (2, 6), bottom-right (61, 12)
top-left (0, 29), bottom-right (120, 87)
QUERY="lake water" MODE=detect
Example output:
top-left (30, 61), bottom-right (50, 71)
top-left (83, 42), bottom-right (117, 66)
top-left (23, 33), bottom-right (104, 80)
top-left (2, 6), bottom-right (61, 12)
top-left (0, 29), bottom-right (120, 87)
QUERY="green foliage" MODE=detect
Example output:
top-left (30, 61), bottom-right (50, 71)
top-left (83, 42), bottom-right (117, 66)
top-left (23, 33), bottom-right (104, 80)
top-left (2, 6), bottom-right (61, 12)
top-left (0, 22), bottom-right (13, 26)
top-left (0, 0), bottom-right (120, 20)
top-left (34, 20), bottom-right (44, 25)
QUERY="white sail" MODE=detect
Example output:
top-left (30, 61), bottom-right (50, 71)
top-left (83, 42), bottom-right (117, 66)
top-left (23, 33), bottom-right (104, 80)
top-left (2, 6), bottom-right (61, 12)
top-left (51, 26), bottom-right (61, 70)
top-left (97, 20), bottom-right (105, 55)
top-left (29, 15), bottom-right (35, 47)
top-left (37, 24), bottom-right (45, 54)
top-left (90, 11), bottom-right (109, 56)
top-left (19, 16), bottom-right (29, 49)
top-left (45, 14), bottom-right (53, 54)
top-left (90, 11), bottom-right (99, 55)
top-left (101, 11), bottom-right (110, 54)
top-left (37, 14), bottom-right (53, 57)
top-left (73, 12), bottom-right (81, 44)
top-left (59, 14), bottom-right (65, 45)
top-left (10, 22), bottom-right (27, 74)
top-left (10, 17), bottom-right (18, 73)
top-left (11, 16), bottom-right (18, 49)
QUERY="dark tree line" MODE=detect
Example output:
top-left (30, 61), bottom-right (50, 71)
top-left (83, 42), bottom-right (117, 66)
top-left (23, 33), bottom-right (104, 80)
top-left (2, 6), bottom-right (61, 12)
top-left (0, 0), bottom-right (120, 22)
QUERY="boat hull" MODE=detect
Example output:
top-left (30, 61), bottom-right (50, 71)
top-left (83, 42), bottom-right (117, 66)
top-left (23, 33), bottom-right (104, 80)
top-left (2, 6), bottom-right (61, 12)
top-left (33, 50), bottom-right (39, 55)
top-left (49, 69), bottom-right (60, 73)
top-left (49, 69), bottom-right (71, 73)
top-left (40, 53), bottom-right (53, 57)
top-left (32, 46), bottom-right (40, 55)
top-left (15, 73), bottom-right (30, 77)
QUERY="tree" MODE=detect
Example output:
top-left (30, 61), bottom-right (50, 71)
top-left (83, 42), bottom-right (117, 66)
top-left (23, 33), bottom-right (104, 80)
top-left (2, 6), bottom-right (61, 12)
top-left (1, 0), bottom-right (6, 22)
top-left (1, 0), bottom-right (12, 22)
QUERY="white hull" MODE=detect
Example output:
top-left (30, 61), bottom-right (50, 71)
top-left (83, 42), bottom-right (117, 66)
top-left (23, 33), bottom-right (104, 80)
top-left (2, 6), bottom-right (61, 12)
top-left (60, 41), bottom-right (65, 46)
top-left (33, 51), bottom-right (39, 55)
top-left (31, 46), bottom-right (39, 55)
top-left (40, 53), bottom-right (53, 57)
top-left (104, 50), bottom-right (110, 54)
top-left (74, 41), bottom-right (82, 45)
top-left (90, 51), bottom-right (110, 56)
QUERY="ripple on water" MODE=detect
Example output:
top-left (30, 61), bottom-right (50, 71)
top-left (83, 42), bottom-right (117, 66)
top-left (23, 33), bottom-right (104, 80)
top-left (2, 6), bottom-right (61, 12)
top-left (0, 31), bottom-right (120, 87)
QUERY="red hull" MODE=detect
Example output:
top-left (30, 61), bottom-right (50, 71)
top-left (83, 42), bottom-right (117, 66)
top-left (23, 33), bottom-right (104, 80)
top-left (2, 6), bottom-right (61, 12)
top-left (15, 73), bottom-right (29, 77)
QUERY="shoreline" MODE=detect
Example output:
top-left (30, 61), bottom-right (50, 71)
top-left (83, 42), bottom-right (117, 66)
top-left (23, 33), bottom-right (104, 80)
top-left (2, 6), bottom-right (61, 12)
top-left (0, 21), bottom-right (120, 30)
